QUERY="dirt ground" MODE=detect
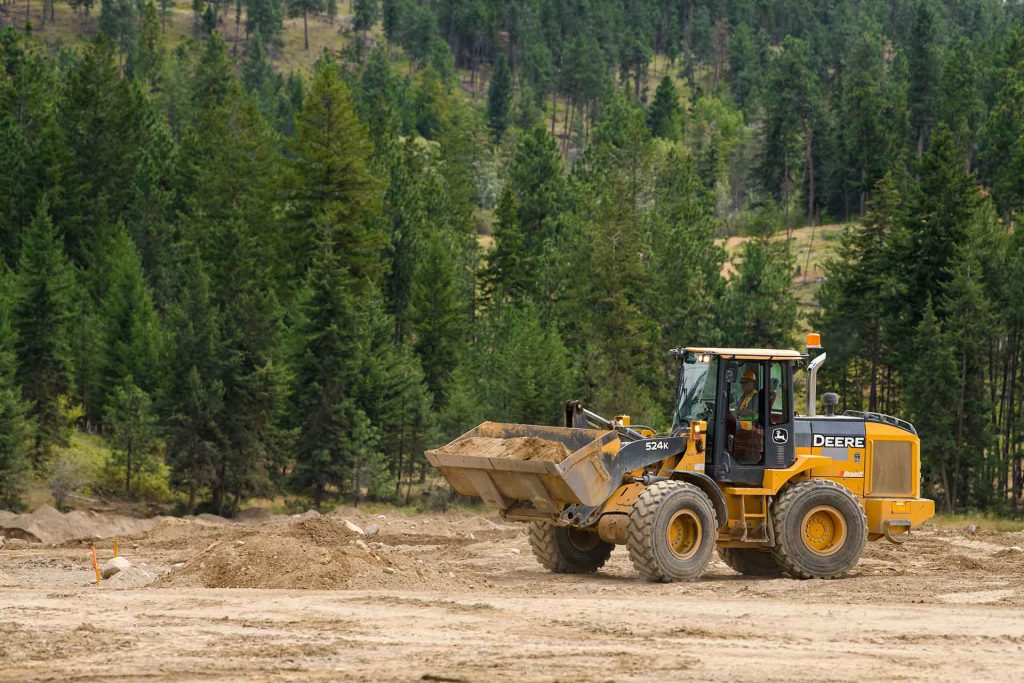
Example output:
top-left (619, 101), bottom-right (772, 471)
top-left (2, 509), bottom-right (1024, 682)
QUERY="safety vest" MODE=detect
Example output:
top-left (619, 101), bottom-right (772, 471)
top-left (738, 392), bottom-right (757, 431)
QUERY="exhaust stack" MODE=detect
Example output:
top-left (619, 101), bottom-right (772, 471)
top-left (805, 333), bottom-right (825, 416)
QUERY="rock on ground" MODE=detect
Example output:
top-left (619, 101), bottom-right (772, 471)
top-left (101, 556), bottom-right (132, 579)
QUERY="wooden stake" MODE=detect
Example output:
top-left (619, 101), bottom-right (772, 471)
top-left (113, 537), bottom-right (118, 558)
top-left (91, 546), bottom-right (101, 585)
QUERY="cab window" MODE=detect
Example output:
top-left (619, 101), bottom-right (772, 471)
top-left (769, 361), bottom-right (790, 425)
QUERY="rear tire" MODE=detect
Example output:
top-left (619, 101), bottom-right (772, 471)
top-left (718, 547), bottom-right (783, 577)
top-left (528, 522), bottom-right (613, 574)
top-left (627, 481), bottom-right (718, 582)
top-left (770, 479), bottom-right (867, 579)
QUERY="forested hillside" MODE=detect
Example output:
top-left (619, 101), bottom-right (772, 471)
top-left (1, 0), bottom-right (1023, 514)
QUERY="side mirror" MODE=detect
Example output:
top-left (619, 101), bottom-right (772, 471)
top-left (725, 361), bottom-right (741, 384)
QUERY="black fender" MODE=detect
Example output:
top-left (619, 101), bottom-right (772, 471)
top-left (668, 470), bottom-right (728, 530)
top-left (606, 436), bottom-right (687, 479)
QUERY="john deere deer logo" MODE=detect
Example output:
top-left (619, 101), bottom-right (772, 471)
top-left (772, 428), bottom-right (788, 445)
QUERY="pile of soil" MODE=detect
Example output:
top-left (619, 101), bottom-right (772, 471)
top-left (156, 516), bottom-right (442, 590)
top-left (435, 436), bottom-right (571, 463)
top-left (0, 506), bottom-right (158, 545)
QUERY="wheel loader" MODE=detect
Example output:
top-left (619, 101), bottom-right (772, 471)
top-left (426, 335), bottom-right (935, 580)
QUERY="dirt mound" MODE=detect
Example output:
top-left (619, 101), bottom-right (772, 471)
top-left (156, 516), bottom-right (453, 590)
top-left (435, 436), bottom-right (571, 463)
top-left (0, 506), bottom-right (158, 545)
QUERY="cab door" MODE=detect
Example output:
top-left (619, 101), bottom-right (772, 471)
top-left (765, 360), bottom-right (796, 469)
top-left (711, 360), bottom-right (766, 486)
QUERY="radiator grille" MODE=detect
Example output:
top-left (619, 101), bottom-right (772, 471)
top-left (869, 441), bottom-right (913, 496)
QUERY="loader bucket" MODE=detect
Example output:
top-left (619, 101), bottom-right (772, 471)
top-left (425, 422), bottom-right (622, 520)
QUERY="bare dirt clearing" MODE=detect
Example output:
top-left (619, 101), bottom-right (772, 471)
top-left (2, 509), bottom-right (1024, 681)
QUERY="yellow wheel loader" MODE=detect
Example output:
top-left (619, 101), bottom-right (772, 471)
top-left (426, 335), bottom-right (934, 581)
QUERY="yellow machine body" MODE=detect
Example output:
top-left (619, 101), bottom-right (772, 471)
top-left (593, 418), bottom-right (934, 547)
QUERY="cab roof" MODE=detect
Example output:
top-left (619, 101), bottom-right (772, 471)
top-left (682, 347), bottom-right (805, 361)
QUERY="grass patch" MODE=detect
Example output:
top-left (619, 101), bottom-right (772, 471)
top-left (934, 513), bottom-right (1024, 533)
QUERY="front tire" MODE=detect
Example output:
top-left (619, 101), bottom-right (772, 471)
top-left (770, 479), bottom-right (867, 579)
top-left (718, 547), bottom-right (783, 577)
top-left (627, 481), bottom-right (718, 582)
top-left (528, 522), bottom-right (613, 574)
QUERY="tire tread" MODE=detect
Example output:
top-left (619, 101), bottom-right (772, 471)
top-left (770, 479), bottom-right (867, 579)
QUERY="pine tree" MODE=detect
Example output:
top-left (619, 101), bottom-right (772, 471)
top-left (245, 0), bottom-right (283, 47)
top-left (728, 22), bottom-right (761, 112)
top-left (290, 62), bottom-right (382, 277)
top-left (0, 268), bottom-right (31, 509)
top-left (486, 125), bottom-right (565, 304)
top-left (13, 200), bottom-right (76, 459)
top-left (125, 94), bottom-right (179, 308)
top-left (58, 35), bottom-right (142, 265)
top-left (563, 92), bottom-right (663, 418)
top-left (381, 0), bottom-right (402, 46)
top-left (374, 345), bottom-right (436, 502)
top-left (187, 79), bottom-right (286, 289)
top-left (649, 147), bottom-right (726, 346)
top-left (353, 0), bottom-right (377, 34)
top-left (469, 302), bottom-right (573, 426)
top-left (208, 214), bottom-right (286, 515)
top-left (723, 216), bottom-right (798, 349)
top-left (191, 32), bottom-right (233, 112)
top-left (288, 0), bottom-right (325, 50)
top-left (758, 36), bottom-right (819, 220)
top-left (0, 30), bottom-right (68, 268)
top-left (408, 232), bottom-right (466, 407)
top-left (982, 28), bottom-right (1024, 218)
top-left (647, 75), bottom-right (681, 140)
top-left (290, 227), bottom-right (376, 508)
top-left (905, 300), bottom-right (958, 510)
top-left (818, 171), bottom-right (907, 412)
top-left (164, 252), bottom-right (223, 515)
top-left (107, 380), bottom-right (156, 496)
top-left (96, 222), bottom-right (161, 420)
top-left (381, 139), bottom-right (426, 342)
top-left (908, 0), bottom-right (940, 157)
top-left (126, 1), bottom-right (165, 86)
top-left (905, 125), bottom-right (981, 320)
top-left (941, 214), bottom-right (998, 508)
top-left (839, 30), bottom-right (902, 216)
top-left (487, 55), bottom-right (512, 142)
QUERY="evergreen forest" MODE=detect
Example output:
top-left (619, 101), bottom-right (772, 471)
top-left (1, 0), bottom-right (1024, 514)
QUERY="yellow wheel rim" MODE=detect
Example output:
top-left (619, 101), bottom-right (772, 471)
top-left (801, 505), bottom-right (847, 556)
top-left (667, 509), bottom-right (702, 560)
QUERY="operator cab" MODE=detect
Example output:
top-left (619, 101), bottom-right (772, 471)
top-left (670, 346), bottom-right (808, 487)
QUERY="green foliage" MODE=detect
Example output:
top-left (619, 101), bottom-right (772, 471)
top-left (96, 222), bottom-right (161, 418)
top-left (164, 252), bottom-right (223, 514)
top-left (486, 125), bottom-right (565, 304)
top-left (486, 55), bottom-right (512, 142)
top-left (409, 231), bottom-right (466, 406)
top-left (106, 380), bottom-right (157, 495)
top-left (723, 218), bottom-right (798, 349)
top-left (246, 0), bottom-right (284, 46)
top-left (0, 269), bottom-right (31, 509)
top-left (290, 62), bottom-right (382, 276)
top-left (13, 200), bottom-right (76, 459)
top-left (4, 6), bottom-right (1024, 515)
top-left (647, 75), bottom-right (681, 140)
top-left (353, 0), bottom-right (378, 33)
top-left (290, 228), bottom-right (377, 508)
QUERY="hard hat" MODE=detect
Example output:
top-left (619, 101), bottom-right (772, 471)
top-left (740, 370), bottom-right (757, 383)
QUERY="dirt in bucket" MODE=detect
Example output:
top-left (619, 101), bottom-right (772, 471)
top-left (433, 436), bottom-right (572, 463)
